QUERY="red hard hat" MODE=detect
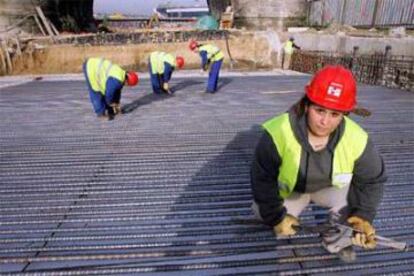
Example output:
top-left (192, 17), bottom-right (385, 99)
top-left (189, 40), bottom-right (198, 51)
top-left (126, 71), bottom-right (139, 86)
top-left (306, 65), bottom-right (356, 112)
top-left (176, 56), bottom-right (184, 69)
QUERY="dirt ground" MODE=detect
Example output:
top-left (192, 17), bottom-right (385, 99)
top-left (8, 31), bottom-right (276, 75)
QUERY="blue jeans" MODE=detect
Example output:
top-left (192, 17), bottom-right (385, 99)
top-left (149, 63), bottom-right (164, 94)
top-left (206, 59), bottom-right (223, 93)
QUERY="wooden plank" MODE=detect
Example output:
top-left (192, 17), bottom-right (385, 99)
top-left (48, 19), bottom-right (60, 36)
top-left (34, 6), bottom-right (55, 40)
top-left (33, 14), bottom-right (46, 36)
top-left (13, 37), bottom-right (22, 56)
top-left (1, 40), bottom-right (12, 73)
top-left (0, 46), bottom-right (7, 75)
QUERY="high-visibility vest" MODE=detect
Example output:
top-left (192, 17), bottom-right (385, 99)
top-left (149, 51), bottom-right (176, 75)
top-left (199, 44), bottom-right (224, 62)
top-left (284, 41), bottom-right (294, 55)
top-left (86, 58), bottom-right (125, 95)
top-left (262, 113), bottom-right (368, 198)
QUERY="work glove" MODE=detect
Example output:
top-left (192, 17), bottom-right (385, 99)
top-left (202, 62), bottom-right (210, 72)
top-left (115, 103), bottom-right (122, 114)
top-left (110, 103), bottom-right (122, 115)
top-left (347, 216), bottom-right (376, 249)
top-left (162, 83), bottom-right (172, 94)
top-left (273, 214), bottom-right (299, 236)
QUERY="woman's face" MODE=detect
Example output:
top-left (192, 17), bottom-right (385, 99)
top-left (306, 104), bottom-right (345, 137)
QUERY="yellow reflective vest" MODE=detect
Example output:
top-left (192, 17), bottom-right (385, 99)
top-left (149, 51), bottom-right (176, 75)
top-left (284, 41), bottom-right (294, 55)
top-left (85, 58), bottom-right (126, 95)
top-left (199, 44), bottom-right (224, 62)
top-left (263, 113), bottom-right (368, 198)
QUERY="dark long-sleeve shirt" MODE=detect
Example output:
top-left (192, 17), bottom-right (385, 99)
top-left (292, 42), bottom-right (301, 50)
top-left (250, 109), bottom-right (387, 226)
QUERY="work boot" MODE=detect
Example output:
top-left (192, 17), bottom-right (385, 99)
top-left (97, 113), bottom-right (113, 121)
top-left (163, 89), bottom-right (173, 95)
top-left (337, 245), bottom-right (356, 263)
top-left (203, 90), bottom-right (215, 96)
top-left (97, 114), bottom-right (108, 120)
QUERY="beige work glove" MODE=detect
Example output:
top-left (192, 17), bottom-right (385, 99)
top-left (162, 83), bottom-right (172, 94)
top-left (110, 103), bottom-right (121, 115)
top-left (347, 216), bottom-right (376, 249)
top-left (273, 214), bottom-right (299, 236)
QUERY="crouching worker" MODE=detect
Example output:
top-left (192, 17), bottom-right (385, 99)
top-left (250, 65), bottom-right (387, 262)
top-left (83, 57), bottom-right (139, 120)
top-left (148, 51), bottom-right (184, 94)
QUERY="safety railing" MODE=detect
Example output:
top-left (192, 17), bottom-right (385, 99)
top-left (291, 50), bottom-right (414, 91)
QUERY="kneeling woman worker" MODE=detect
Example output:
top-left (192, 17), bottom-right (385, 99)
top-left (250, 65), bottom-right (387, 261)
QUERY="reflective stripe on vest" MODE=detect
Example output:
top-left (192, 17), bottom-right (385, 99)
top-left (284, 41), bottom-right (294, 55)
top-left (263, 113), bottom-right (368, 198)
top-left (86, 58), bottom-right (126, 95)
top-left (150, 52), bottom-right (176, 74)
top-left (332, 117), bottom-right (368, 187)
top-left (199, 44), bottom-right (224, 62)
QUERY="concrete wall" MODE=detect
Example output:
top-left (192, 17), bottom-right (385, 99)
top-left (233, 0), bottom-right (306, 18)
top-left (208, 0), bottom-right (308, 30)
top-left (235, 0), bottom-right (307, 30)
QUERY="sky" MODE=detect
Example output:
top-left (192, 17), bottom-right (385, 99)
top-left (93, 0), bottom-right (207, 16)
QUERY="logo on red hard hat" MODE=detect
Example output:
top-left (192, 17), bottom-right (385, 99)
top-left (327, 82), bottom-right (343, 98)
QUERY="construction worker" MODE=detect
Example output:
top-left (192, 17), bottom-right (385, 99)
top-left (189, 40), bottom-right (224, 93)
top-left (282, 37), bottom-right (301, 70)
top-left (83, 57), bottom-right (139, 120)
top-left (250, 65), bottom-right (387, 262)
top-left (148, 51), bottom-right (184, 94)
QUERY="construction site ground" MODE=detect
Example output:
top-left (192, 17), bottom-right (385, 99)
top-left (1, 69), bottom-right (414, 274)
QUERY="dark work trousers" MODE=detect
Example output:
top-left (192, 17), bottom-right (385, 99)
top-left (148, 63), bottom-right (164, 94)
top-left (83, 62), bottom-right (120, 116)
top-left (206, 59), bottom-right (223, 93)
